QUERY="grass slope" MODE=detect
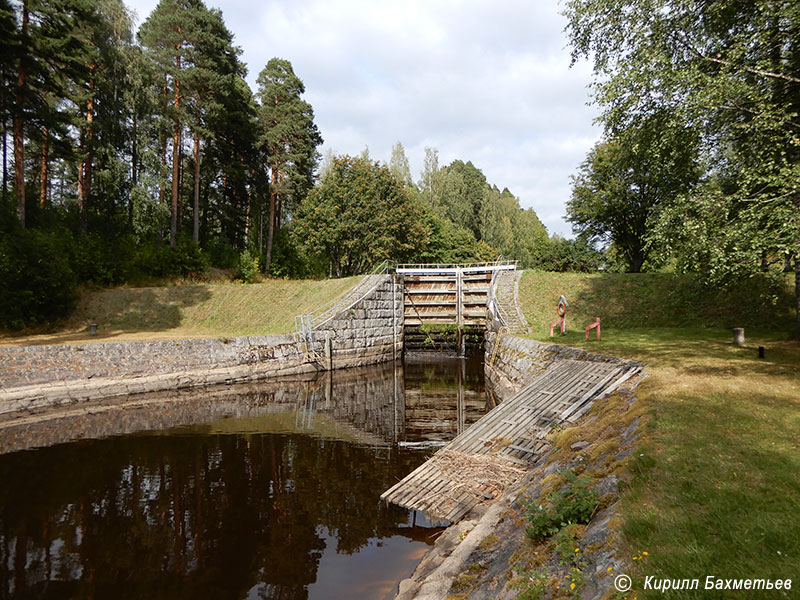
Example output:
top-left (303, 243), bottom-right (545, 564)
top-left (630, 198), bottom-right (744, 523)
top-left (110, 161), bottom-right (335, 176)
top-left (516, 272), bottom-right (800, 599)
top-left (0, 276), bottom-right (361, 346)
top-left (518, 271), bottom-right (795, 335)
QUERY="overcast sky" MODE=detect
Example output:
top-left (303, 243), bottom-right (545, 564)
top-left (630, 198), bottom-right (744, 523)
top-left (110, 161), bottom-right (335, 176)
top-left (125, 0), bottom-right (601, 237)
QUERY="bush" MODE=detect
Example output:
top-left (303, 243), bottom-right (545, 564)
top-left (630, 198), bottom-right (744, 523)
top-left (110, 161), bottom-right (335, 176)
top-left (536, 237), bottom-right (603, 272)
top-left (68, 232), bottom-right (136, 285)
top-left (525, 471), bottom-right (600, 541)
top-left (168, 236), bottom-right (208, 277)
top-left (204, 236), bottom-right (239, 270)
top-left (236, 250), bottom-right (261, 283)
top-left (0, 228), bottom-right (77, 329)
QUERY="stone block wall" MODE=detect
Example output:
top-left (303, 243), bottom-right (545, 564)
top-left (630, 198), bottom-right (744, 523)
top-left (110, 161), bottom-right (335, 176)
top-left (312, 274), bottom-right (403, 369)
top-left (484, 332), bottom-right (640, 398)
top-left (0, 274), bottom-right (404, 416)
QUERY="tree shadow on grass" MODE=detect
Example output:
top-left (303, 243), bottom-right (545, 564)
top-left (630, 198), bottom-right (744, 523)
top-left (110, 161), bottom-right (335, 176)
top-left (0, 285), bottom-right (214, 346)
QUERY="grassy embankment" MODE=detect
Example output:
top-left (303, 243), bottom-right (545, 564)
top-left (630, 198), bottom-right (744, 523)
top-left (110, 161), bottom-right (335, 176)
top-left (518, 271), bottom-right (799, 598)
top-left (0, 276), bottom-right (361, 347)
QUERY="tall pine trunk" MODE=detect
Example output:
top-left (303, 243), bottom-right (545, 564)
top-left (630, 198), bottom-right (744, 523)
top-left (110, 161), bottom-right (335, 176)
top-left (170, 50), bottom-right (181, 248)
top-left (2, 64), bottom-right (7, 196)
top-left (39, 126), bottom-right (48, 207)
top-left (130, 114), bottom-right (137, 228)
top-left (265, 170), bottom-right (277, 273)
top-left (77, 74), bottom-right (95, 234)
top-left (13, 1), bottom-right (28, 228)
top-left (192, 129), bottom-right (200, 243)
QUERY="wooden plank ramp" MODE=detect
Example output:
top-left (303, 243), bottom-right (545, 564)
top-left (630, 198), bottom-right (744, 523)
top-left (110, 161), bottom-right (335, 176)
top-left (381, 359), bottom-right (640, 523)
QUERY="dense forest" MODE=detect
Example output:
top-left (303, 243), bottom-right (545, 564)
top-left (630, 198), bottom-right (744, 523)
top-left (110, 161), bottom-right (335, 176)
top-left (0, 0), bottom-right (597, 329)
top-left (1, 0), bottom-right (798, 334)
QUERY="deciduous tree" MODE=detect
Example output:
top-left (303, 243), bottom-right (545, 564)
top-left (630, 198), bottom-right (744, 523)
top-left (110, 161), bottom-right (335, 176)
top-left (293, 155), bottom-right (428, 276)
top-left (564, 0), bottom-right (800, 332)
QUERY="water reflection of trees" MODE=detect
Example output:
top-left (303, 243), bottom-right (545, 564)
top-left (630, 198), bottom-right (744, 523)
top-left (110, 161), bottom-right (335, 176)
top-left (0, 433), bottom-right (422, 599)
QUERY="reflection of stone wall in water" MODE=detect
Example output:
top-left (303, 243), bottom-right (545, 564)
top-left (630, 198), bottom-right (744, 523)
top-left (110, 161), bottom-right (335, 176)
top-left (1, 356), bottom-right (495, 458)
top-left (0, 361), bottom-right (409, 455)
top-left (316, 360), bottom-right (405, 444)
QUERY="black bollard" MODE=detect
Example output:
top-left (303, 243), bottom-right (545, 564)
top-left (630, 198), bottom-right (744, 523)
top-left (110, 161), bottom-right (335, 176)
top-left (758, 346), bottom-right (765, 359)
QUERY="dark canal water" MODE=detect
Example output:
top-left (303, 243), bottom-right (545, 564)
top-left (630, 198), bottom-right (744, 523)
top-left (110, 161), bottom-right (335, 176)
top-left (0, 357), bottom-right (489, 600)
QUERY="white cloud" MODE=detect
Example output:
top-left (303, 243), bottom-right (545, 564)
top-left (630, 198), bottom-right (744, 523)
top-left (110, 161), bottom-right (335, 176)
top-left (126, 0), bottom-right (601, 236)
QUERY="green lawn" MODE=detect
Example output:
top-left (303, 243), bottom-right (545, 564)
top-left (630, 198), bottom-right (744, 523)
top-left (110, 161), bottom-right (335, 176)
top-left (0, 276), bottom-right (362, 346)
top-left (522, 326), bottom-right (800, 598)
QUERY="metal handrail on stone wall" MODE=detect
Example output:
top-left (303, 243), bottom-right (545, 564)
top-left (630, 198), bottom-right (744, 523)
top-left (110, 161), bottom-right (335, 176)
top-left (488, 269), bottom-right (512, 329)
top-left (294, 261), bottom-right (395, 360)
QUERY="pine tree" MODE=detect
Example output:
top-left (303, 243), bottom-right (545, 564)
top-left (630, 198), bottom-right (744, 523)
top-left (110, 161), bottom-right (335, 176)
top-left (256, 58), bottom-right (322, 273)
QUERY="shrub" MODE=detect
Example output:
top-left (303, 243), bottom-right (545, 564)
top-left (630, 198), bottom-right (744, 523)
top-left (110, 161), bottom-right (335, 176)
top-left (204, 236), bottom-right (239, 270)
top-left (168, 236), bottom-right (208, 277)
top-left (236, 250), bottom-right (261, 283)
top-left (525, 471), bottom-right (600, 541)
top-left (0, 228), bottom-right (77, 329)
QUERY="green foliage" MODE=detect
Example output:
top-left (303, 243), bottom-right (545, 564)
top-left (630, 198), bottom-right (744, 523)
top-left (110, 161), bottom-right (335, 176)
top-left (389, 141), bottom-right (413, 188)
top-left (256, 57), bottom-right (322, 271)
top-left (419, 211), bottom-right (483, 264)
top-left (67, 233), bottom-right (136, 286)
top-left (512, 568), bottom-right (549, 600)
top-left (293, 154), bottom-right (430, 276)
top-left (268, 227), bottom-right (318, 279)
top-left (564, 0), bottom-right (800, 332)
top-left (0, 228), bottom-right (77, 329)
top-left (415, 149), bottom-right (550, 267)
top-left (204, 236), bottom-right (239, 270)
top-left (130, 237), bottom-right (208, 280)
top-left (553, 527), bottom-right (584, 567)
top-left (236, 249), bottom-right (260, 283)
top-left (568, 113), bottom-right (700, 272)
top-left (525, 471), bottom-right (600, 542)
top-left (535, 236), bottom-right (603, 272)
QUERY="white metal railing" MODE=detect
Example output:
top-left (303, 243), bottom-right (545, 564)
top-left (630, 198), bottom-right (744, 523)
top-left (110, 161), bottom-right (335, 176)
top-left (488, 268), bottom-right (512, 328)
top-left (396, 259), bottom-right (517, 273)
top-left (294, 260), bottom-right (394, 359)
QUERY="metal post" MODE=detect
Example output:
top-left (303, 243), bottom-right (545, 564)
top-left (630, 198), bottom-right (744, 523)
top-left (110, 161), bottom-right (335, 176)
top-left (393, 274), bottom-right (397, 360)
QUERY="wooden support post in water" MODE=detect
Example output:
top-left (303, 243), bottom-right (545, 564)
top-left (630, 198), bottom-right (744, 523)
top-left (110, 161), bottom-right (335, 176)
top-left (324, 333), bottom-right (333, 370)
top-left (456, 269), bottom-right (464, 356)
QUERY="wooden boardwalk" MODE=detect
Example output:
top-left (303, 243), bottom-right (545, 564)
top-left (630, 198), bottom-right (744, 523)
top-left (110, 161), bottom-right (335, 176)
top-left (381, 359), bottom-right (640, 522)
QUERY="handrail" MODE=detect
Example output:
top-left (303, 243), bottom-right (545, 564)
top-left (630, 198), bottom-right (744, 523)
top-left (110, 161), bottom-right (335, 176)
top-left (397, 259), bottom-right (517, 271)
top-left (297, 260), bottom-right (392, 328)
top-left (294, 260), bottom-right (395, 358)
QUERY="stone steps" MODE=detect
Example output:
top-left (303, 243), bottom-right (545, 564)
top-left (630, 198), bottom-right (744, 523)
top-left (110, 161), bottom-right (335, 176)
top-left (494, 270), bottom-right (528, 334)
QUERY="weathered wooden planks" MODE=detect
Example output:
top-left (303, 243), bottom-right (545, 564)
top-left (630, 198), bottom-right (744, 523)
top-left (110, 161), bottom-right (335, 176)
top-left (381, 359), bottom-right (640, 522)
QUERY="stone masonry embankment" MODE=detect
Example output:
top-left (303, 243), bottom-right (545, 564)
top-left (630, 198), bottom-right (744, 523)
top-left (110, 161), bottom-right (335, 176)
top-left (484, 331), bottom-right (637, 398)
top-left (395, 334), bottom-right (644, 600)
top-left (0, 274), bottom-right (403, 418)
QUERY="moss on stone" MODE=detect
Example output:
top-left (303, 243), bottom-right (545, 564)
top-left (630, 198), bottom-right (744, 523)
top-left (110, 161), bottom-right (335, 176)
top-left (479, 535), bottom-right (500, 552)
